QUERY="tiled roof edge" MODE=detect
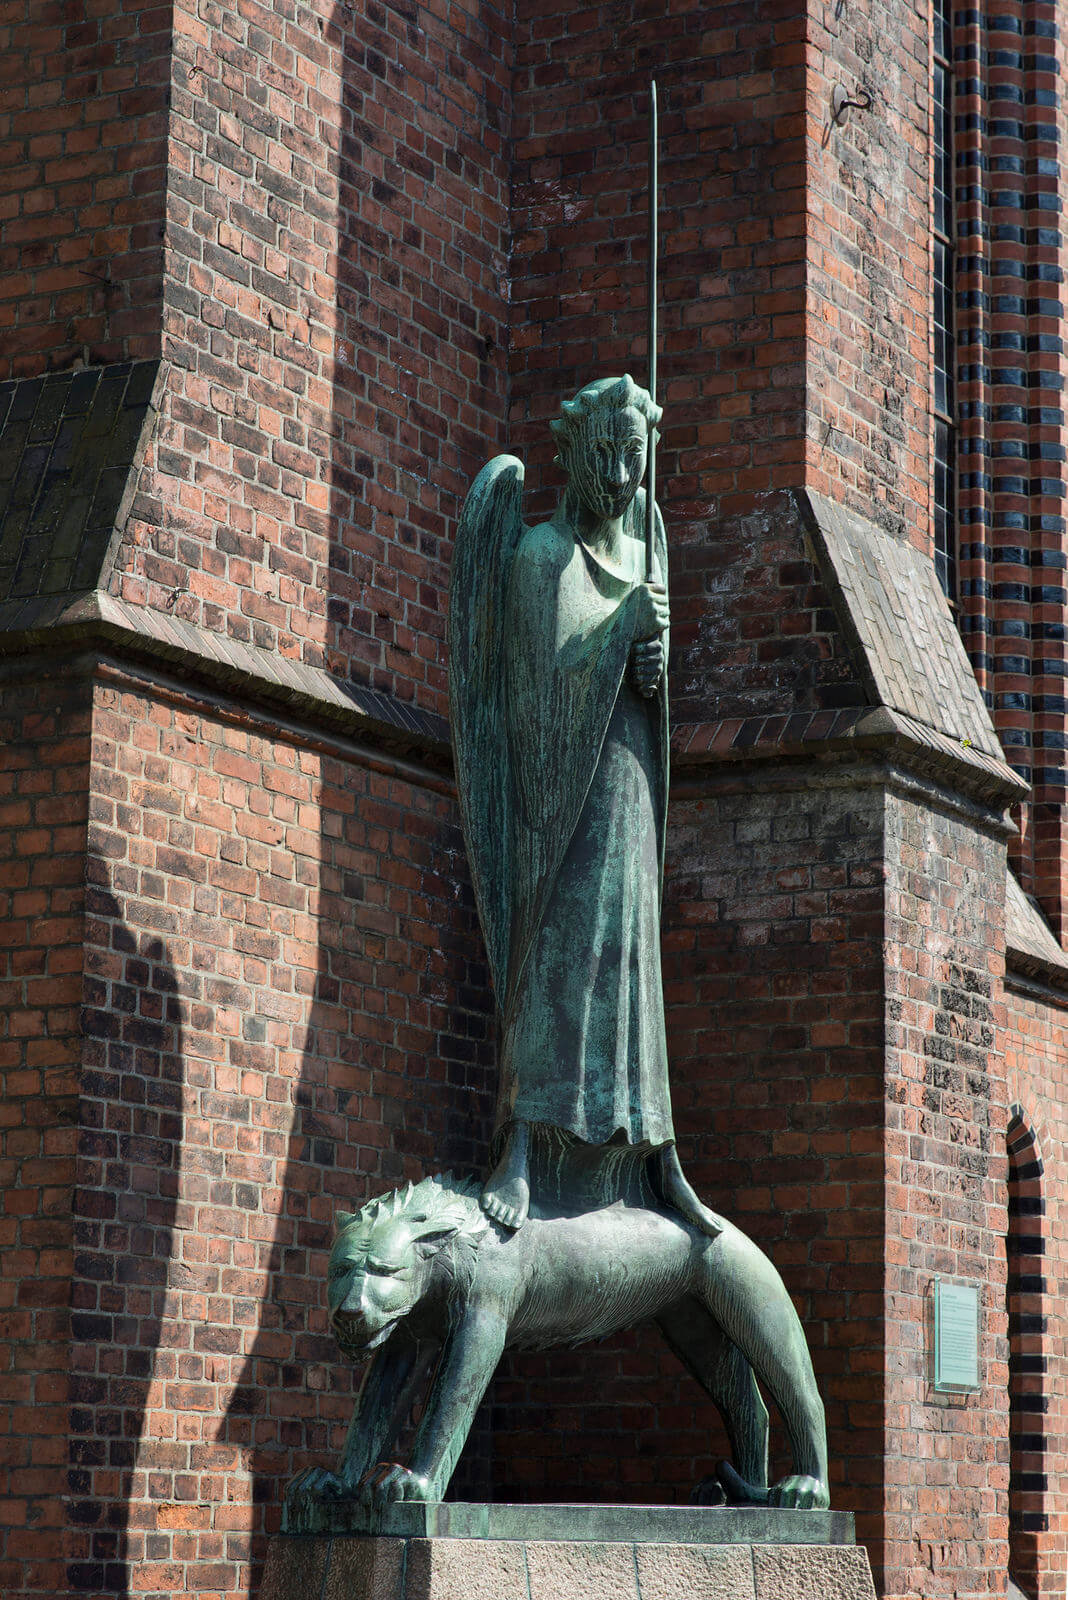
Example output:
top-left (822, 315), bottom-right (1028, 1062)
top-left (672, 703), bottom-right (1028, 809)
top-left (798, 488), bottom-right (1006, 764)
top-left (0, 359), bottom-right (163, 604)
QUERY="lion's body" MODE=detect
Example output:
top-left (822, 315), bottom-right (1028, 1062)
top-left (486, 1202), bottom-right (709, 1350)
top-left (283, 1173), bottom-right (830, 1514)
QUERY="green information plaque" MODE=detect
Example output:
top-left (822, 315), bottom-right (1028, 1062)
top-left (932, 1278), bottom-right (980, 1393)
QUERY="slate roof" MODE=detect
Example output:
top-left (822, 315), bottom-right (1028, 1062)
top-left (803, 490), bottom-right (1005, 763)
top-left (1005, 869), bottom-right (1068, 983)
top-left (0, 360), bottom-right (160, 603)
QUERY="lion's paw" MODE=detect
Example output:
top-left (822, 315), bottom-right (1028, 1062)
top-left (281, 1466), bottom-right (347, 1530)
top-left (359, 1462), bottom-right (434, 1505)
top-left (767, 1474), bottom-right (830, 1510)
top-left (285, 1465), bottom-right (346, 1504)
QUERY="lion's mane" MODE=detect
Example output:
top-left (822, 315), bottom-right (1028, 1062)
top-left (331, 1174), bottom-right (490, 1348)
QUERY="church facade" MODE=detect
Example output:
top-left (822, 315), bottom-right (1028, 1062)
top-left (1, 0), bottom-right (1066, 1596)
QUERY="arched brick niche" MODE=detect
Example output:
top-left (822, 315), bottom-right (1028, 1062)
top-left (1006, 1105), bottom-right (1050, 1599)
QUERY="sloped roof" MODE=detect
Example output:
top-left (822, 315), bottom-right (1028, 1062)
top-left (0, 360), bottom-right (161, 604)
top-left (1005, 869), bottom-right (1068, 985)
top-left (803, 491), bottom-right (1004, 763)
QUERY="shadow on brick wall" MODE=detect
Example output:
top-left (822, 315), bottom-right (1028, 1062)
top-left (220, 824), bottom-right (496, 1592)
top-left (68, 923), bottom-right (186, 1598)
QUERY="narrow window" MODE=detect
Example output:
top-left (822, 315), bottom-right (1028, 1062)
top-left (933, 0), bottom-right (957, 597)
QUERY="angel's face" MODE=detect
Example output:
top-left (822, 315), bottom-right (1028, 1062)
top-left (566, 406), bottom-right (648, 520)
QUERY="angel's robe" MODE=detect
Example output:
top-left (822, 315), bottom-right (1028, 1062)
top-left (493, 504), bottom-right (674, 1148)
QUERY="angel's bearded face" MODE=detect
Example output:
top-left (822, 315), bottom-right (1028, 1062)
top-left (564, 405), bottom-right (648, 521)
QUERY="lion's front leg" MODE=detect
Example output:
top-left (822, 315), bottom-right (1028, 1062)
top-left (283, 1332), bottom-right (429, 1525)
top-left (340, 1331), bottom-right (430, 1490)
top-left (361, 1306), bottom-right (507, 1504)
top-left (281, 1465), bottom-right (348, 1530)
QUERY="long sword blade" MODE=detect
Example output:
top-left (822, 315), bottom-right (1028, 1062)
top-left (645, 79), bottom-right (658, 581)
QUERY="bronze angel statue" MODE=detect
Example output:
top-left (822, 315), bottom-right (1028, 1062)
top-left (280, 373), bottom-right (832, 1521)
top-left (449, 373), bottom-right (719, 1237)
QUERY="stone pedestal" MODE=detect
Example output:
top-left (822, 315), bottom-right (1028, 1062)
top-left (260, 1504), bottom-right (876, 1600)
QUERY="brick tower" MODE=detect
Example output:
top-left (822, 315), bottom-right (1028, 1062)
top-left (1, 1), bottom-right (1067, 1598)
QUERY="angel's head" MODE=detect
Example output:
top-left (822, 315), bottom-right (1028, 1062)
top-left (550, 375), bottom-right (662, 522)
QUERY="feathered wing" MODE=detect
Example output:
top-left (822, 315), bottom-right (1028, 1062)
top-left (448, 455), bottom-right (527, 1002)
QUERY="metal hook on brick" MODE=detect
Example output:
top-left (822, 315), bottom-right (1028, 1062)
top-left (830, 83), bottom-right (873, 125)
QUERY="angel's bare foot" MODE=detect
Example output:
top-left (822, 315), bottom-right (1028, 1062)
top-left (480, 1121), bottom-right (530, 1231)
top-left (655, 1144), bottom-right (724, 1238)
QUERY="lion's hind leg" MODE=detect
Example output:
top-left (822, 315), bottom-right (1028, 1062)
top-left (656, 1296), bottom-right (769, 1495)
top-left (695, 1221), bottom-right (830, 1509)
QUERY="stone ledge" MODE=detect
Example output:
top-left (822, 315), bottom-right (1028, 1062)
top-left (281, 1500), bottom-right (856, 1543)
top-left (1, 579), bottom-right (1024, 816)
top-left (260, 1530), bottom-right (876, 1600)
top-left (0, 588), bottom-right (450, 768)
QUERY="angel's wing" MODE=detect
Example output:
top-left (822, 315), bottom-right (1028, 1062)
top-left (447, 455), bottom-right (526, 1003)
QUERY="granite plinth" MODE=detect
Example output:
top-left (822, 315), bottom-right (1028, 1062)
top-left (261, 1505), bottom-right (876, 1600)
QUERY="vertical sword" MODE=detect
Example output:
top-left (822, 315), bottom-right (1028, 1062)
top-left (645, 79), bottom-right (658, 582)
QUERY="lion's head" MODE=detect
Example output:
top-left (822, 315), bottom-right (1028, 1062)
top-left (328, 1174), bottom-right (488, 1357)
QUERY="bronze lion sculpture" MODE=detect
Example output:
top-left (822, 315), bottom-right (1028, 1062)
top-left (284, 1158), bottom-right (829, 1518)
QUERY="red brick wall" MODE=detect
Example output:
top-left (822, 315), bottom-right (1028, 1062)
top-left (1003, 985), bottom-right (1068, 1600)
top-left (803, 0), bottom-right (931, 539)
top-left (0, 0), bottom-right (169, 378)
top-left (489, 772), bottom-right (888, 1535)
top-left (106, 0), bottom-right (512, 720)
top-left (668, 774), bottom-right (887, 1544)
top-left (64, 666), bottom-right (492, 1599)
top-left (509, 0), bottom-right (807, 540)
top-left (881, 793), bottom-right (1009, 1600)
top-left (669, 773), bottom-right (888, 1531)
top-left (950, 0), bottom-right (1068, 938)
top-left (668, 491), bottom-right (864, 727)
top-left (0, 663), bottom-right (92, 1600)
top-left (491, 760), bottom-right (1021, 1600)
top-left (1, 2), bottom-right (1058, 1599)
top-left (508, 0), bottom-right (931, 552)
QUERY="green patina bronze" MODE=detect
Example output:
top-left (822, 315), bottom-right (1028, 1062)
top-left (284, 1162), bottom-right (829, 1522)
top-left (449, 374), bottom-right (719, 1235)
top-left (284, 378), bottom-right (831, 1519)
